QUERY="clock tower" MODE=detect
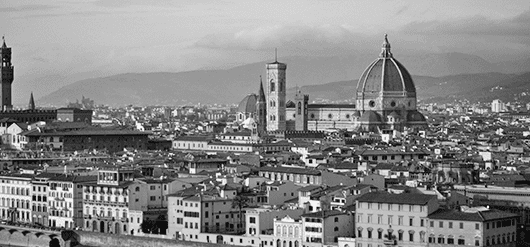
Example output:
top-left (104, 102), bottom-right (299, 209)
top-left (266, 55), bottom-right (287, 132)
top-left (0, 37), bottom-right (13, 111)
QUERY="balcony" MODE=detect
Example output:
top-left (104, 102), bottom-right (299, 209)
top-left (383, 240), bottom-right (397, 246)
top-left (97, 216), bottom-right (114, 221)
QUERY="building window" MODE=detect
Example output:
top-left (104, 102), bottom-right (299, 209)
top-left (448, 237), bottom-right (454, 244)
top-left (475, 223), bottom-right (479, 230)
top-left (439, 221), bottom-right (443, 228)
top-left (458, 239), bottom-right (465, 245)
top-left (449, 222), bottom-right (453, 228)
top-left (459, 222), bottom-right (464, 229)
top-left (250, 217), bottom-right (256, 223)
top-left (369, 101), bottom-right (375, 107)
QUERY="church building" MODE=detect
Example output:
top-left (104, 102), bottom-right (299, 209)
top-left (237, 35), bottom-right (428, 133)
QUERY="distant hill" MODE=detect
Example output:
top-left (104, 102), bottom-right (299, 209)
top-left (288, 73), bottom-right (516, 104)
top-left (38, 52), bottom-right (527, 106)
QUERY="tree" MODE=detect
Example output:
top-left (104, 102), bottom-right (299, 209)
top-left (140, 220), bottom-right (154, 233)
top-left (155, 214), bottom-right (168, 235)
top-left (231, 195), bottom-right (249, 233)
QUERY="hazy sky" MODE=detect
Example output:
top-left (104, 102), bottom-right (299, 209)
top-left (2, 0), bottom-right (530, 104)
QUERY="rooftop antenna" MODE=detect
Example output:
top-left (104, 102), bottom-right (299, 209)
top-left (275, 48), bottom-right (278, 62)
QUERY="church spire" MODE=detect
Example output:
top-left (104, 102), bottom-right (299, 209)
top-left (1, 36), bottom-right (6, 48)
top-left (380, 34), bottom-right (392, 58)
top-left (28, 92), bottom-right (35, 110)
top-left (258, 75), bottom-right (266, 102)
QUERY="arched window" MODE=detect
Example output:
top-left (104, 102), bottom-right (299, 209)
top-left (270, 80), bottom-right (275, 92)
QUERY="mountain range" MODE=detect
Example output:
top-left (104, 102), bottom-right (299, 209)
top-left (37, 52), bottom-right (530, 107)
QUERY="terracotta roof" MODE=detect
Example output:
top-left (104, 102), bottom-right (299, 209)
top-left (259, 166), bottom-right (321, 176)
top-left (302, 210), bottom-right (346, 218)
top-left (357, 192), bottom-right (435, 205)
top-left (428, 208), bottom-right (519, 222)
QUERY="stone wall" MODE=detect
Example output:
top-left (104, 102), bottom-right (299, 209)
top-left (0, 225), bottom-right (64, 247)
top-left (62, 230), bottom-right (237, 247)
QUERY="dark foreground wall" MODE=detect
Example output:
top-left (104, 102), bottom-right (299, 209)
top-left (62, 230), bottom-right (235, 247)
top-left (0, 225), bottom-right (64, 247)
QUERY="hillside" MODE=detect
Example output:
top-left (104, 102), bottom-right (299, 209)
top-left (38, 53), bottom-right (526, 106)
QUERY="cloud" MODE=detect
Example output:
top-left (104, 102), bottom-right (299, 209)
top-left (402, 9), bottom-right (530, 38)
top-left (194, 25), bottom-right (377, 55)
top-left (0, 4), bottom-right (56, 12)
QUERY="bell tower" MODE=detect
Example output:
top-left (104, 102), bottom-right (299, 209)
top-left (294, 88), bottom-right (308, 131)
top-left (0, 36), bottom-right (13, 110)
top-left (266, 50), bottom-right (287, 131)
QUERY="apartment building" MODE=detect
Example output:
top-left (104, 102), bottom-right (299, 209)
top-left (301, 210), bottom-right (355, 247)
top-left (0, 174), bottom-right (33, 223)
top-left (82, 168), bottom-right (148, 235)
top-left (167, 185), bottom-right (245, 240)
top-left (247, 208), bottom-right (304, 236)
top-left (427, 206), bottom-right (519, 247)
top-left (48, 174), bottom-right (96, 229)
top-left (31, 173), bottom-right (52, 226)
top-left (355, 192), bottom-right (439, 247)
top-left (258, 166), bottom-right (356, 187)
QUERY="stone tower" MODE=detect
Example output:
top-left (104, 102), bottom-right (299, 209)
top-left (28, 92), bottom-right (35, 110)
top-left (294, 88), bottom-right (308, 131)
top-left (256, 76), bottom-right (267, 135)
top-left (266, 53), bottom-right (287, 131)
top-left (0, 37), bottom-right (13, 110)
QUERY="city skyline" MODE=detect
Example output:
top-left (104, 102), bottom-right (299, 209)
top-left (2, 0), bottom-right (530, 104)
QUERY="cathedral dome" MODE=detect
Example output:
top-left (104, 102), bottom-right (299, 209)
top-left (238, 94), bottom-right (258, 113)
top-left (356, 35), bottom-right (415, 94)
top-left (359, 111), bottom-right (382, 123)
top-left (406, 110), bottom-right (427, 122)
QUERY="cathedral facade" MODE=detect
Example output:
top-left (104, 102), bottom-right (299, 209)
top-left (236, 35), bottom-right (428, 133)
